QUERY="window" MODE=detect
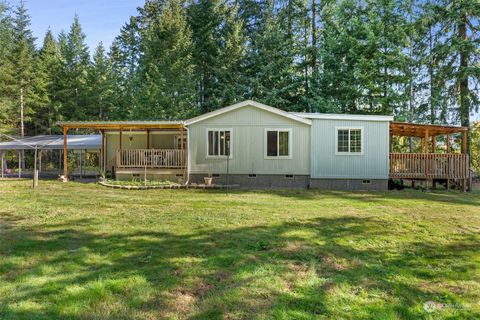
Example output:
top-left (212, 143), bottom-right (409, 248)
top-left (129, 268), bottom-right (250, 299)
top-left (336, 128), bottom-right (363, 154)
top-left (265, 129), bottom-right (291, 158)
top-left (207, 129), bottom-right (231, 157)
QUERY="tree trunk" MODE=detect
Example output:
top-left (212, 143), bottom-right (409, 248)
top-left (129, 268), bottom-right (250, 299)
top-left (20, 85), bottom-right (25, 169)
top-left (458, 13), bottom-right (470, 154)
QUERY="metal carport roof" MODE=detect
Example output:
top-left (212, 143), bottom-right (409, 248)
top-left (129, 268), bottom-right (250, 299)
top-left (0, 135), bottom-right (102, 150)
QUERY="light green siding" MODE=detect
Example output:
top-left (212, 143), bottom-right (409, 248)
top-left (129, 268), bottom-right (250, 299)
top-left (310, 119), bottom-right (390, 179)
top-left (187, 106), bottom-right (310, 175)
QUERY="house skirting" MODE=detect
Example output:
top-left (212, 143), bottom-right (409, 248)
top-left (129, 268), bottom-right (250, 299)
top-left (309, 178), bottom-right (388, 191)
top-left (116, 168), bottom-right (185, 183)
top-left (189, 174), bottom-right (310, 189)
top-left (190, 174), bottom-right (388, 190)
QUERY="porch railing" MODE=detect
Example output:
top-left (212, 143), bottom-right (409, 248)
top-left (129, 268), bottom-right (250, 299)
top-left (116, 149), bottom-right (186, 169)
top-left (389, 153), bottom-right (469, 179)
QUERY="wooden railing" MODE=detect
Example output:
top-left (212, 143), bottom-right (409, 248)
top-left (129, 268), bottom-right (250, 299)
top-left (116, 149), bottom-right (185, 169)
top-left (390, 153), bottom-right (469, 179)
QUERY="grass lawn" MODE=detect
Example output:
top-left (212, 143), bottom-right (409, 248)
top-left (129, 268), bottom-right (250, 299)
top-left (0, 180), bottom-right (479, 319)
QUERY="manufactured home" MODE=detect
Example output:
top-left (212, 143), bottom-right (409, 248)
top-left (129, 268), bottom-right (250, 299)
top-left (58, 100), bottom-right (471, 191)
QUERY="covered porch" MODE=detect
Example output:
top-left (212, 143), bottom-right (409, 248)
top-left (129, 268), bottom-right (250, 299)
top-left (58, 121), bottom-right (187, 182)
top-left (389, 122), bottom-right (470, 191)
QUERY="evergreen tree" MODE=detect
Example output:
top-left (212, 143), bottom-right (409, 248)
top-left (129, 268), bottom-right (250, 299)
top-left (36, 29), bottom-right (63, 133)
top-left (427, 0), bottom-right (479, 152)
top-left (188, 0), bottom-right (223, 112)
top-left (10, 0), bottom-right (38, 136)
top-left (0, 2), bottom-right (15, 133)
top-left (87, 42), bottom-right (114, 120)
top-left (215, 4), bottom-right (248, 107)
top-left (137, 0), bottom-right (196, 119)
top-left (247, 1), bottom-right (301, 111)
top-left (58, 15), bottom-right (90, 121)
top-left (109, 17), bottom-right (141, 120)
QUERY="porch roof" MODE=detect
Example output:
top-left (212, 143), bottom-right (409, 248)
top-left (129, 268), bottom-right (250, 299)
top-left (58, 121), bottom-right (185, 130)
top-left (390, 121), bottom-right (467, 138)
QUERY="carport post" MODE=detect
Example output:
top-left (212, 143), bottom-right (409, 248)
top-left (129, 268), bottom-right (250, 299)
top-left (33, 146), bottom-right (38, 189)
top-left (63, 127), bottom-right (68, 180)
top-left (1, 151), bottom-right (4, 178)
top-left (18, 151), bottom-right (21, 178)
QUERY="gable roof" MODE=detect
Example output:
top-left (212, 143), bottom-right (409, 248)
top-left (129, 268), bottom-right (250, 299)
top-left (184, 100), bottom-right (312, 126)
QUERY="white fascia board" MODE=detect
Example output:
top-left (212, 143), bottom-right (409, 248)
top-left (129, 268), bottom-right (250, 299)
top-left (292, 113), bottom-right (394, 122)
top-left (185, 100), bottom-right (312, 126)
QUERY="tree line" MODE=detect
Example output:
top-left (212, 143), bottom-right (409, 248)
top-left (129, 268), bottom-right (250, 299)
top-left (0, 0), bottom-right (478, 142)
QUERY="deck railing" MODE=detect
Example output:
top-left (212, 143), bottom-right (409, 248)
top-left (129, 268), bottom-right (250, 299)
top-left (389, 153), bottom-right (469, 179)
top-left (116, 149), bottom-right (186, 169)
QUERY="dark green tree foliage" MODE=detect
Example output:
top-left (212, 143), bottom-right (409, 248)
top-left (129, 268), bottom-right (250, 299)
top-left (87, 43), bottom-right (114, 120)
top-left (0, 2), bottom-right (15, 133)
top-left (0, 0), bottom-right (478, 137)
top-left (425, 0), bottom-right (479, 151)
top-left (10, 0), bottom-right (39, 136)
top-left (33, 29), bottom-right (60, 134)
top-left (109, 17), bottom-right (141, 120)
top-left (58, 15), bottom-right (90, 120)
top-left (188, 0), bottom-right (223, 112)
top-left (137, 0), bottom-right (196, 119)
top-left (214, 4), bottom-right (248, 107)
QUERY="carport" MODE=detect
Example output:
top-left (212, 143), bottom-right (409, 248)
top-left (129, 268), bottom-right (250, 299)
top-left (0, 135), bottom-right (101, 179)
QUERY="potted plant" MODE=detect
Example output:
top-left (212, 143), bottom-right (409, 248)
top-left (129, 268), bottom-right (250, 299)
top-left (204, 174), bottom-right (213, 186)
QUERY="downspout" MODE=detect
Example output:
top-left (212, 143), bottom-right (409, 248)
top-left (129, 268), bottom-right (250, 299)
top-left (184, 125), bottom-right (190, 186)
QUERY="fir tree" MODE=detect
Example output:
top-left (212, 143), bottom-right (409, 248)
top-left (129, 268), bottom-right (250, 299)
top-left (10, 0), bottom-right (37, 136)
top-left (137, 0), bottom-right (196, 119)
top-left (58, 15), bottom-right (90, 121)
top-left (87, 42), bottom-right (114, 120)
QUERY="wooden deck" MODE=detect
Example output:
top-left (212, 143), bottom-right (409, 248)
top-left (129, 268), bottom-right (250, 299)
top-left (116, 149), bottom-right (186, 169)
top-left (389, 153), bottom-right (470, 180)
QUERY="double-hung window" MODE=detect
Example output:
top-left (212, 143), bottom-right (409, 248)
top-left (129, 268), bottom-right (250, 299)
top-left (336, 128), bottom-right (363, 154)
top-left (207, 129), bottom-right (231, 157)
top-left (265, 129), bottom-right (291, 158)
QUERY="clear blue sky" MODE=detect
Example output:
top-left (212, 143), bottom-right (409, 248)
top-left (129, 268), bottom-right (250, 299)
top-left (11, 0), bottom-right (144, 51)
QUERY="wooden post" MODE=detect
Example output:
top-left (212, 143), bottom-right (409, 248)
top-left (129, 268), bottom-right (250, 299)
top-left (389, 133), bottom-right (393, 152)
top-left (119, 127), bottom-right (123, 151)
top-left (146, 129), bottom-right (150, 149)
top-left (463, 130), bottom-right (468, 191)
top-left (446, 133), bottom-right (450, 153)
top-left (424, 128), bottom-right (429, 183)
top-left (424, 129), bottom-right (429, 154)
top-left (101, 130), bottom-right (105, 174)
top-left (432, 136), bottom-right (436, 153)
top-left (63, 127), bottom-right (68, 180)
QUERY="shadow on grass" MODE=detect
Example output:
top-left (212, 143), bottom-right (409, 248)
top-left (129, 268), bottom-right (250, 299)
top-left (1, 212), bottom-right (479, 319)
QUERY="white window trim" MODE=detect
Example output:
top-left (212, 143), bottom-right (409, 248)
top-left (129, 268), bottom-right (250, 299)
top-left (335, 126), bottom-right (364, 156)
top-left (206, 128), bottom-right (233, 159)
top-left (264, 128), bottom-right (293, 159)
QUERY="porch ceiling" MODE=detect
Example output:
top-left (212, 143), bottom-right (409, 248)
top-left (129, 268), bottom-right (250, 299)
top-left (390, 121), bottom-right (467, 138)
top-left (58, 121), bottom-right (185, 130)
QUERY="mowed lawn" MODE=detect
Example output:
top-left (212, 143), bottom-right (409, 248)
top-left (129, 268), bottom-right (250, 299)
top-left (0, 181), bottom-right (479, 320)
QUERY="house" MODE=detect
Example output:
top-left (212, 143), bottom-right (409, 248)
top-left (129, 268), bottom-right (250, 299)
top-left (58, 100), bottom-right (471, 191)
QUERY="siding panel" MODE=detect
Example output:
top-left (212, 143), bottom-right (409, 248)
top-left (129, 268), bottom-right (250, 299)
top-left (188, 106), bottom-right (310, 175)
top-left (310, 119), bottom-right (389, 179)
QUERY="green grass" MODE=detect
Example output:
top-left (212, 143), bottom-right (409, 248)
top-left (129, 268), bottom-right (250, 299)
top-left (0, 180), bottom-right (479, 319)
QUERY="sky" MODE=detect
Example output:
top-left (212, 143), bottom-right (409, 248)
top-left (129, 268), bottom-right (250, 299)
top-left (10, 0), bottom-right (144, 51)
